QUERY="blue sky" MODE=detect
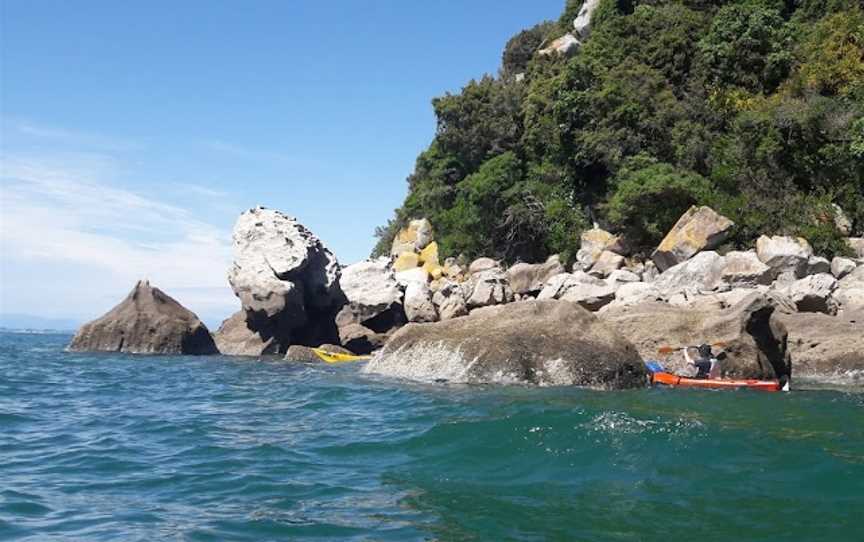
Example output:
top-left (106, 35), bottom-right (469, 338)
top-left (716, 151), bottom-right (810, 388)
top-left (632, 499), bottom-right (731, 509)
top-left (0, 0), bottom-right (564, 328)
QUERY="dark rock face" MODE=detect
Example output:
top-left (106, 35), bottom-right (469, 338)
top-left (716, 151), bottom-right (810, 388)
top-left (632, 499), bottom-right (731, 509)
top-left (364, 299), bottom-right (647, 389)
top-left (212, 311), bottom-right (279, 356)
top-left (600, 292), bottom-right (791, 379)
top-left (777, 311), bottom-right (864, 377)
top-left (68, 280), bottom-right (217, 355)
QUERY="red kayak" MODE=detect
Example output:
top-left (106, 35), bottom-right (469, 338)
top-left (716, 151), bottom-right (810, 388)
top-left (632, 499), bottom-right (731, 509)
top-left (644, 361), bottom-right (787, 392)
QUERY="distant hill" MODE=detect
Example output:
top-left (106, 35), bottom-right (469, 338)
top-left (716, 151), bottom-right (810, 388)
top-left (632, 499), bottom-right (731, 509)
top-left (0, 314), bottom-right (79, 333)
top-left (373, 0), bottom-right (863, 264)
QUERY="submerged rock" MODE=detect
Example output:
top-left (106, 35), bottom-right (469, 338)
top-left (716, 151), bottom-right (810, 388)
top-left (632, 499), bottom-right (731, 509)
top-left (365, 300), bottom-right (646, 389)
top-left (69, 280), bottom-right (217, 355)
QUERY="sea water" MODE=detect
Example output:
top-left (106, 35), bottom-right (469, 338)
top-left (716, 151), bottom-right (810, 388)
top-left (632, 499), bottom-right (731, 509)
top-left (1, 331), bottom-right (862, 541)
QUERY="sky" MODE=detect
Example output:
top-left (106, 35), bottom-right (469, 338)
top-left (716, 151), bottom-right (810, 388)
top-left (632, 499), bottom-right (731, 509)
top-left (0, 0), bottom-right (565, 329)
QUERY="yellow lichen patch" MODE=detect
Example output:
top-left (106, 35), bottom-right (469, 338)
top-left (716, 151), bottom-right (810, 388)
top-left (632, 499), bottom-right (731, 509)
top-left (393, 252), bottom-right (421, 272)
top-left (419, 241), bottom-right (439, 267)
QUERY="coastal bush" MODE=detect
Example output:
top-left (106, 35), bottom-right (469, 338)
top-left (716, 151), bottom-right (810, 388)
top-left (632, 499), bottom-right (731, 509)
top-left (373, 0), bottom-right (864, 263)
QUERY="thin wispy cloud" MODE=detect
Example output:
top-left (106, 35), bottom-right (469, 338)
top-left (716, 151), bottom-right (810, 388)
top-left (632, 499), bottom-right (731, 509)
top-left (0, 151), bottom-right (238, 323)
top-left (12, 120), bottom-right (145, 152)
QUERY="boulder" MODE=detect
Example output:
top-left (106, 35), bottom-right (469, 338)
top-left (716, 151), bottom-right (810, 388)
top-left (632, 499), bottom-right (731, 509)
top-left (831, 257), bottom-right (857, 279)
top-left (538, 33), bottom-right (580, 57)
top-left (390, 218), bottom-right (433, 256)
top-left (558, 281), bottom-right (616, 312)
top-left (538, 272), bottom-right (605, 301)
top-left (652, 251), bottom-right (726, 297)
top-left (336, 258), bottom-right (405, 335)
top-left (69, 280), bottom-right (218, 355)
top-left (588, 250), bottom-right (625, 278)
top-left (652, 206), bottom-right (734, 272)
top-left (720, 251), bottom-right (773, 287)
top-left (468, 257), bottom-right (499, 275)
top-left (756, 235), bottom-right (813, 278)
top-left (573, 0), bottom-right (602, 39)
top-left (600, 293), bottom-right (791, 379)
top-left (212, 310), bottom-right (279, 356)
top-left (847, 238), bottom-right (864, 258)
top-left (395, 267), bottom-right (429, 286)
top-left (834, 266), bottom-right (864, 312)
top-left (338, 323), bottom-right (387, 355)
top-left (364, 300), bottom-right (646, 389)
top-left (467, 269), bottom-right (514, 309)
top-left (227, 207), bottom-right (342, 351)
top-left (576, 228), bottom-right (626, 270)
top-left (607, 269), bottom-right (642, 286)
top-left (432, 280), bottom-right (469, 321)
top-left (777, 311), bottom-right (864, 377)
top-left (506, 255), bottom-right (566, 295)
top-left (805, 256), bottom-right (831, 276)
top-left (604, 282), bottom-right (660, 311)
top-left (404, 281), bottom-right (438, 323)
top-left (284, 343), bottom-right (352, 362)
top-left (642, 261), bottom-right (659, 283)
top-left (780, 273), bottom-right (838, 314)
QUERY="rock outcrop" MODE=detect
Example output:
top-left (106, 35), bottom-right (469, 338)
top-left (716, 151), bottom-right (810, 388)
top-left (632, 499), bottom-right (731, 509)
top-left (576, 228), bottom-right (626, 271)
top-left (224, 207), bottom-right (343, 354)
top-left (652, 206), bottom-right (734, 272)
top-left (69, 280), bottom-right (218, 355)
top-left (432, 280), bottom-right (469, 321)
top-left (365, 300), bottom-right (646, 388)
top-left (573, 0), bottom-right (601, 38)
top-left (213, 310), bottom-right (278, 356)
top-left (335, 258), bottom-right (405, 353)
top-left (777, 311), bottom-right (864, 377)
top-left (600, 293), bottom-right (791, 379)
top-left (756, 235), bottom-right (813, 278)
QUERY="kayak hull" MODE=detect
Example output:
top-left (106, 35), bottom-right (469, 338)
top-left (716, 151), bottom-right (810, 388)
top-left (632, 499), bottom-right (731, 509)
top-left (651, 371), bottom-right (782, 392)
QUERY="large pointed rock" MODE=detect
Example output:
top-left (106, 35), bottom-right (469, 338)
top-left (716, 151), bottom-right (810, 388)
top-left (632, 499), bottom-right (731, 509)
top-left (226, 207), bottom-right (343, 352)
top-left (652, 206), bottom-right (734, 272)
top-left (365, 300), bottom-right (646, 389)
top-left (68, 280), bottom-right (217, 355)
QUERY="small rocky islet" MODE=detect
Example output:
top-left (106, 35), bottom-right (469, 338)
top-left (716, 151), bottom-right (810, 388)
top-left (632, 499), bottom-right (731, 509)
top-left (68, 204), bottom-right (864, 388)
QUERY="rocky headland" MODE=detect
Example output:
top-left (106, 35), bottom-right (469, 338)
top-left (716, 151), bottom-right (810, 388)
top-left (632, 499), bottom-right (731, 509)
top-left (70, 202), bottom-right (863, 388)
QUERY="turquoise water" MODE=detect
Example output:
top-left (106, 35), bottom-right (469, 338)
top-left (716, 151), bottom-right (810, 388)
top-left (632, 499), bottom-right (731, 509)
top-left (1, 332), bottom-right (862, 541)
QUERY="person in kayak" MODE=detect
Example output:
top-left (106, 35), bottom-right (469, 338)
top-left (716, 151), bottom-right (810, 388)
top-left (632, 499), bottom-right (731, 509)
top-left (684, 344), bottom-right (721, 379)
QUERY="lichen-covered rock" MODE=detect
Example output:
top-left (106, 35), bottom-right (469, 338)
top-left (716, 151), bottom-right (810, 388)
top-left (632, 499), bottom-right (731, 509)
top-left (69, 280), bottom-right (218, 355)
top-left (365, 300), bottom-right (646, 389)
top-left (393, 252), bottom-right (420, 272)
top-left (467, 269), bottom-right (514, 309)
top-left (390, 218), bottom-right (433, 256)
top-left (651, 206), bottom-right (734, 272)
top-left (506, 255), bottom-right (566, 295)
top-left (576, 228), bottom-right (626, 270)
top-left (720, 251), bottom-right (773, 287)
top-left (756, 235), bottom-right (813, 278)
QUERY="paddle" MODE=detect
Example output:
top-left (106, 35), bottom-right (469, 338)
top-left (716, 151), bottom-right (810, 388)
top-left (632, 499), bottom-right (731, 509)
top-left (657, 341), bottom-right (727, 355)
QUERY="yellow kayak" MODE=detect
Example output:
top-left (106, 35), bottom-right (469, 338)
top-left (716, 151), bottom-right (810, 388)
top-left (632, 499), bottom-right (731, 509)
top-left (311, 348), bottom-right (371, 364)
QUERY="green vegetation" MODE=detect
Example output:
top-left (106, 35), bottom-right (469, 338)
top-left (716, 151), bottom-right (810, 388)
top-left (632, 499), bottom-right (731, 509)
top-left (374, 0), bottom-right (864, 262)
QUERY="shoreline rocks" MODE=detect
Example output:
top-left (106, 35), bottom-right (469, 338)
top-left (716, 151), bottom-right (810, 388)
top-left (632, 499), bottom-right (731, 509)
top-left (69, 280), bottom-right (218, 355)
top-left (364, 300), bottom-right (647, 389)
